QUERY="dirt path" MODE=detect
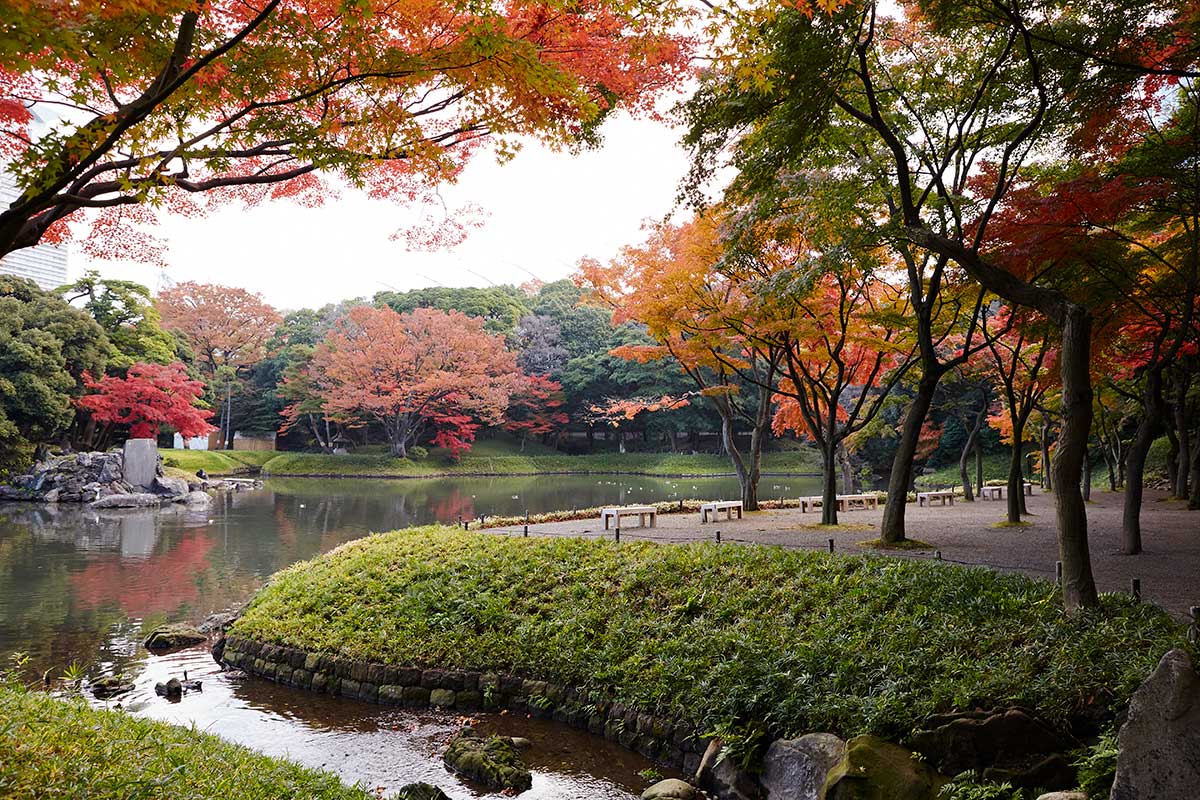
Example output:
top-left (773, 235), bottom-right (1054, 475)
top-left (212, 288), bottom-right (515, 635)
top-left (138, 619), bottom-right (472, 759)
top-left (486, 488), bottom-right (1199, 619)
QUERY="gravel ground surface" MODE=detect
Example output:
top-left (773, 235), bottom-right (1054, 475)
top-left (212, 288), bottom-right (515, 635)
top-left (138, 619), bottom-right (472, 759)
top-left (486, 488), bottom-right (1199, 619)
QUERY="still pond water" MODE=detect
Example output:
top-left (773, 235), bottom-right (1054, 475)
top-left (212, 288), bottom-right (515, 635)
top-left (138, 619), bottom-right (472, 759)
top-left (0, 473), bottom-right (819, 798)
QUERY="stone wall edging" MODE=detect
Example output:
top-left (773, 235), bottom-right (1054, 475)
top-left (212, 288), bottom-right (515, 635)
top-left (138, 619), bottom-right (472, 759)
top-left (218, 634), bottom-right (710, 776)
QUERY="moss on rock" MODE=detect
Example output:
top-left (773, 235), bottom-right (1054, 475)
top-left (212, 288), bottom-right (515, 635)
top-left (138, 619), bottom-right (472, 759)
top-left (443, 729), bottom-right (532, 792)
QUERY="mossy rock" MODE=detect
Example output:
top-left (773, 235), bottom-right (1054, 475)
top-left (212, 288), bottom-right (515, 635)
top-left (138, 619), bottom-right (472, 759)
top-left (143, 623), bottom-right (206, 651)
top-left (443, 730), bottom-right (532, 792)
top-left (824, 735), bottom-right (948, 800)
top-left (394, 783), bottom-right (450, 800)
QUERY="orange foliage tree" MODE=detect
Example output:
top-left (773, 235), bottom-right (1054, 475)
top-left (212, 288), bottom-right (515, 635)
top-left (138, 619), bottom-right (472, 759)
top-left (156, 281), bottom-right (281, 448)
top-left (0, 0), bottom-right (691, 259)
top-left (303, 306), bottom-right (520, 458)
top-left (503, 374), bottom-right (570, 450)
top-left (580, 212), bottom-right (783, 510)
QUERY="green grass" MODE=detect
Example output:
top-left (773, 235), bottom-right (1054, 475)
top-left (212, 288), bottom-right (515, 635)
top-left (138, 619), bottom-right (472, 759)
top-left (158, 448), bottom-right (276, 475)
top-left (233, 528), bottom-right (1185, 744)
top-left (0, 685), bottom-right (373, 800)
top-left (256, 449), bottom-right (821, 478)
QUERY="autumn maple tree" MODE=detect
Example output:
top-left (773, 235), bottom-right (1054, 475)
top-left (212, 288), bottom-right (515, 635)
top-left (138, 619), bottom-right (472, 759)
top-left (581, 212), bottom-right (783, 510)
top-left (300, 305), bottom-right (520, 458)
top-left (78, 361), bottom-right (215, 440)
top-left (0, 0), bottom-right (690, 259)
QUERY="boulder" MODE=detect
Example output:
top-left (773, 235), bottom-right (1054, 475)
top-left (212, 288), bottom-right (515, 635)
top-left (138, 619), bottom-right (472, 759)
top-left (1035, 793), bottom-right (1087, 800)
top-left (395, 784), bottom-right (451, 800)
top-left (443, 729), bottom-right (533, 792)
top-left (761, 733), bottom-right (847, 800)
top-left (824, 735), bottom-right (947, 800)
top-left (151, 476), bottom-right (190, 497)
top-left (700, 751), bottom-right (761, 800)
top-left (143, 623), bottom-right (207, 651)
top-left (643, 778), bottom-right (700, 799)
top-left (908, 707), bottom-right (1075, 789)
top-left (1111, 648), bottom-right (1200, 800)
top-left (181, 490), bottom-right (211, 506)
top-left (91, 492), bottom-right (161, 509)
top-left (90, 675), bottom-right (135, 699)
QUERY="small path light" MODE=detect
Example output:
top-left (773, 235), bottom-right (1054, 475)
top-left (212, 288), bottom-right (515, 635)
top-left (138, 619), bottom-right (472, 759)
top-left (828, 538), bottom-right (835, 553)
top-left (615, 526), bottom-right (620, 542)
top-left (1055, 561), bottom-right (1063, 585)
top-left (1189, 607), bottom-right (1199, 644)
top-left (716, 529), bottom-right (722, 543)
top-left (934, 550), bottom-right (942, 561)
top-left (523, 525), bottom-right (528, 538)
top-left (1131, 578), bottom-right (1141, 601)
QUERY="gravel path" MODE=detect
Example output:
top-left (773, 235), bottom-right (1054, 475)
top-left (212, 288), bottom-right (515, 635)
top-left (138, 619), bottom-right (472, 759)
top-left (486, 488), bottom-right (1199, 619)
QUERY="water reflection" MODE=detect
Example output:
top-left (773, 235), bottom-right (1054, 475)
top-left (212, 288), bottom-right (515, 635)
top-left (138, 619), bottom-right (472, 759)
top-left (0, 473), bottom-right (818, 796)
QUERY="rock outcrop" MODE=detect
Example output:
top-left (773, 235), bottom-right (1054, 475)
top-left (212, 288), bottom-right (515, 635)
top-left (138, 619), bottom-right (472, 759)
top-left (761, 733), bottom-right (847, 800)
top-left (908, 707), bottom-right (1076, 790)
top-left (0, 449), bottom-right (203, 505)
top-left (395, 784), bottom-right (451, 800)
top-left (144, 623), bottom-right (207, 652)
top-left (823, 735), bottom-right (947, 800)
top-left (443, 729), bottom-right (533, 792)
top-left (1111, 648), bottom-right (1200, 800)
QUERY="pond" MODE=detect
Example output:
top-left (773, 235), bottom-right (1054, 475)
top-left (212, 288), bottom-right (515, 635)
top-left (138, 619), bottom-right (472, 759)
top-left (0, 472), bottom-right (820, 797)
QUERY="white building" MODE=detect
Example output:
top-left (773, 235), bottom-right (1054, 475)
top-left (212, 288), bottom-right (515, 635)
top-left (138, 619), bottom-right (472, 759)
top-left (0, 173), bottom-right (68, 290)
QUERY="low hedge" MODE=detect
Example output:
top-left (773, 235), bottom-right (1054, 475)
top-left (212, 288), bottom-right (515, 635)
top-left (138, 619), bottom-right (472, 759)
top-left (256, 450), bottom-right (822, 478)
top-left (0, 685), bottom-right (373, 800)
top-left (232, 528), bottom-right (1185, 744)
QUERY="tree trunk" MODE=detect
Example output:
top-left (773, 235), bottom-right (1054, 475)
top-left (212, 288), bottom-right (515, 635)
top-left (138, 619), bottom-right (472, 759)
top-left (1082, 446), bottom-right (1091, 501)
top-left (1007, 422), bottom-right (1026, 524)
top-left (1053, 304), bottom-right (1099, 610)
top-left (975, 439), bottom-right (983, 496)
top-left (959, 401), bottom-right (985, 502)
top-left (1122, 369), bottom-right (1164, 555)
top-left (1040, 419), bottom-right (1053, 491)
top-left (839, 442), bottom-right (855, 495)
top-left (880, 379), bottom-right (938, 543)
top-left (1189, 441), bottom-right (1200, 510)
top-left (1173, 380), bottom-right (1190, 500)
top-left (820, 445), bottom-right (839, 526)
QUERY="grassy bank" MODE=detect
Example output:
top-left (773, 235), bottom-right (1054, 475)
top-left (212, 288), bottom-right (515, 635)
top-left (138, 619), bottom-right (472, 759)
top-left (233, 528), bottom-right (1184, 744)
top-left (158, 448), bottom-right (276, 475)
top-left (0, 685), bottom-right (372, 800)
top-left (160, 446), bottom-right (823, 479)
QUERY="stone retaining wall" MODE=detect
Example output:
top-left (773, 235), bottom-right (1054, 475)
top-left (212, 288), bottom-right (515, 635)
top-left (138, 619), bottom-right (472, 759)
top-left (218, 634), bottom-right (711, 776)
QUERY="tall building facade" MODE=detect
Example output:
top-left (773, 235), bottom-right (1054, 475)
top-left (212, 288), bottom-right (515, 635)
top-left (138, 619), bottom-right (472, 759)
top-left (0, 173), bottom-right (68, 290)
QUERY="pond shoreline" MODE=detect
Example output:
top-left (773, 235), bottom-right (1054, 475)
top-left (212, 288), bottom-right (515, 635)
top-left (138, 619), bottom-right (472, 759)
top-left (260, 469), bottom-right (823, 480)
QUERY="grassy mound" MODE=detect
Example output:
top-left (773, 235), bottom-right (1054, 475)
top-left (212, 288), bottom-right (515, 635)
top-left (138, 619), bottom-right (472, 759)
top-left (233, 528), bottom-right (1184, 742)
top-left (257, 450), bottom-right (821, 478)
top-left (158, 448), bottom-right (275, 475)
top-left (0, 686), bottom-right (372, 800)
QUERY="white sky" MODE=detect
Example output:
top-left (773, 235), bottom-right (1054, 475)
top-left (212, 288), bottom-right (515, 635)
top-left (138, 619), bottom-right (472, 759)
top-left (69, 110), bottom-right (694, 312)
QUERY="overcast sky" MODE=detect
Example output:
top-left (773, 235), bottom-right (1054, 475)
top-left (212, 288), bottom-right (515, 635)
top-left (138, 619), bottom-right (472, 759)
top-left (69, 109), bottom-right (694, 312)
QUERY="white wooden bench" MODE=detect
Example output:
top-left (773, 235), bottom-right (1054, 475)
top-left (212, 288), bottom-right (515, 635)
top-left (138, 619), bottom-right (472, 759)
top-left (1023, 482), bottom-right (1034, 496)
top-left (979, 485), bottom-right (1004, 500)
top-left (799, 496), bottom-right (823, 513)
top-left (601, 505), bottom-right (657, 529)
top-left (700, 500), bottom-right (743, 523)
top-left (837, 493), bottom-right (879, 511)
top-left (917, 490), bottom-right (956, 507)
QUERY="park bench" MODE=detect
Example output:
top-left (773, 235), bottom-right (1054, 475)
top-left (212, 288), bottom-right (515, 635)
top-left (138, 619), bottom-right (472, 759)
top-left (799, 496), bottom-right (823, 513)
top-left (917, 490), bottom-right (956, 507)
top-left (979, 483), bottom-right (1034, 500)
top-left (837, 493), bottom-right (879, 511)
top-left (700, 500), bottom-right (743, 523)
top-left (601, 505), bottom-right (657, 529)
